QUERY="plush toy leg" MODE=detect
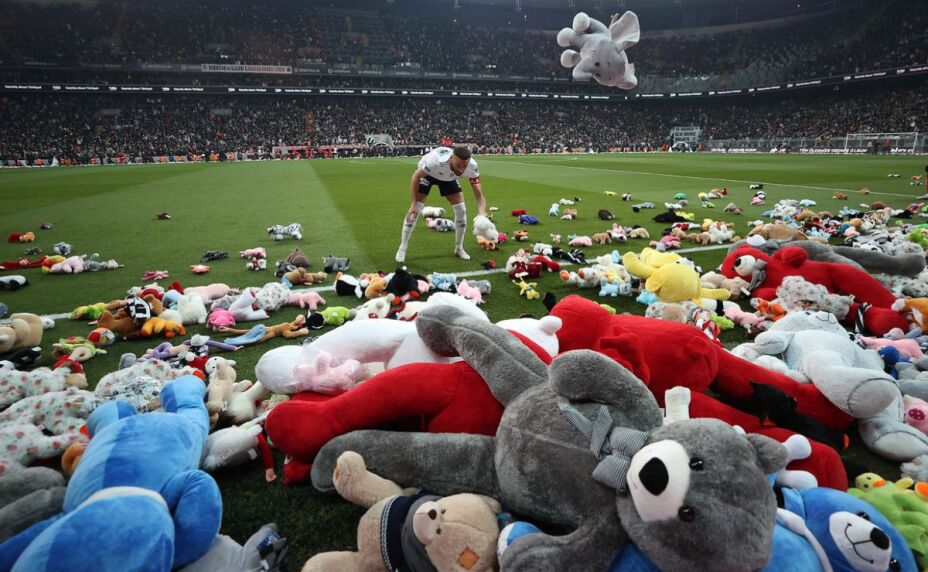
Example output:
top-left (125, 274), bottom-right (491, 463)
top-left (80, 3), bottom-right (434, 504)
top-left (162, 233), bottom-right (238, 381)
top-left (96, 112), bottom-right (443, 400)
top-left (802, 349), bottom-right (897, 418)
top-left (312, 430), bottom-right (499, 498)
top-left (560, 49), bottom-right (581, 68)
top-left (179, 524), bottom-right (288, 572)
top-left (502, 512), bottom-right (623, 572)
top-left (688, 393), bottom-right (847, 490)
top-left (265, 366), bottom-right (501, 469)
top-left (161, 470), bottom-right (223, 569)
top-left (415, 305), bottom-right (548, 406)
top-left (859, 395), bottom-right (928, 462)
top-left (711, 348), bottom-right (855, 431)
top-left (0, 487), bottom-right (65, 543)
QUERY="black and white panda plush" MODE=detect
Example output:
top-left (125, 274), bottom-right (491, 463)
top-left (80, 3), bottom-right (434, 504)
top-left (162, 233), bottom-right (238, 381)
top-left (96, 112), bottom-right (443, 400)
top-left (0, 275), bottom-right (28, 291)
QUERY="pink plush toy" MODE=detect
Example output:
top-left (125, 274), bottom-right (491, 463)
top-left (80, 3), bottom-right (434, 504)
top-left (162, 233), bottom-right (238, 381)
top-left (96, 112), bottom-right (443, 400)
top-left (185, 283), bottom-right (234, 302)
top-left (455, 280), bottom-right (485, 305)
top-left (239, 247), bottom-right (267, 259)
top-left (723, 305), bottom-right (768, 328)
top-left (904, 395), bottom-right (928, 435)
top-left (497, 232), bottom-right (508, 244)
top-left (858, 336), bottom-right (926, 360)
top-left (568, 235), bottom-right (593, 247)
top-left (751, 196), bottom-right (765, 206)
top-left (207, 308), bottom-right (236, 330)
top-left (291, 349), bottom-right (366, 395)
top-left (650, 235), bottom-right (681, 251)
top-left (289, 290), bottom-right (327, 311)
top-left (49, 255), bottom-right (85, 274)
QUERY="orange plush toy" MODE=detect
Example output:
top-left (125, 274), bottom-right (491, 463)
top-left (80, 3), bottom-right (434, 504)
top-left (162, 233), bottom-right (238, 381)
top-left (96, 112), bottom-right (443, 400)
top-left (893, 298), bottom-right (928, 331)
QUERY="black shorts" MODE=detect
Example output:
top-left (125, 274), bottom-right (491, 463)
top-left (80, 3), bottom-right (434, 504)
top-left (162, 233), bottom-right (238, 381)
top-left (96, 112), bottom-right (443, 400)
top-left (418, 176), bottom-right (462, 197)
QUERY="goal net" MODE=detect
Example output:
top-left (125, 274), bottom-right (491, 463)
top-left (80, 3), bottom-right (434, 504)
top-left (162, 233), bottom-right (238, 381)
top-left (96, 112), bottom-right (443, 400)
top-left (843, 132), bottom-right (923, 154)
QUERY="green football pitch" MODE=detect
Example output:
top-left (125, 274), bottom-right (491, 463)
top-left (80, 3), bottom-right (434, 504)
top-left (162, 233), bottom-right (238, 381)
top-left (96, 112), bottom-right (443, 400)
top-left (2, 152), bottom-right (927, 567)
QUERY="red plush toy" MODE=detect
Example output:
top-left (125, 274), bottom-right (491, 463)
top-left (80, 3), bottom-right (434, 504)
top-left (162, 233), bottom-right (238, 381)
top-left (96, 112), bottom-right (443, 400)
top-left (720, 245), bottom-right (909, 336)
top-left (549, 295), bottom-right (848, 489)
top-left (264, 331), bottom-right (552, 485)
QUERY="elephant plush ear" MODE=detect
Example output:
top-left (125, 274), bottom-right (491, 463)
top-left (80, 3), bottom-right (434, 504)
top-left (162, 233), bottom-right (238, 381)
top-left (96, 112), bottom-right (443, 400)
top-left (773, 247), bottom-right (808, 267)
top-left (610, 11), bottom-right (640, 51)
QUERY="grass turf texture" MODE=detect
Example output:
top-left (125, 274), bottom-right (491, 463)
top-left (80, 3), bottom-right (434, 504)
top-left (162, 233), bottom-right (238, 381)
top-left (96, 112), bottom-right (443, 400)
top-left (2, 153), bottom-right (927, 568)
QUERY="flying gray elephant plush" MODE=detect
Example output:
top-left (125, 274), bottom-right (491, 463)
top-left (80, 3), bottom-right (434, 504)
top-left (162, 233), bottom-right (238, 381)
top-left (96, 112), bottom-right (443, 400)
top-left (312, 305), bottom-right (787, 571)
top-left (557, 12), bottom-right (640, 89)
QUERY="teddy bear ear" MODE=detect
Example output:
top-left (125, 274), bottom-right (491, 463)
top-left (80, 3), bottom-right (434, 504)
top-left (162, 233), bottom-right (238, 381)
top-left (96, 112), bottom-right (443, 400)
top-left (745, 433), bottom-right (789, 474)
top-left (773, 247), bottom-right (808, 267)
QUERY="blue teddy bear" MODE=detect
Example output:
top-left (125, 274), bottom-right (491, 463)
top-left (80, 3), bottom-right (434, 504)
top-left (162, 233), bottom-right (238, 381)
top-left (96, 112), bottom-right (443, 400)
top-left (609, 486), bottom-right (916, 571)
top-left (0, 376), bottom-right (222, 572)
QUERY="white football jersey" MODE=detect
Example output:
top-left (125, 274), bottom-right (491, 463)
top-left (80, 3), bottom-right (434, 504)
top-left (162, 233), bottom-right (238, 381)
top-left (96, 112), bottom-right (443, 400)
top-left (418, 147), bottom-right (479, 181)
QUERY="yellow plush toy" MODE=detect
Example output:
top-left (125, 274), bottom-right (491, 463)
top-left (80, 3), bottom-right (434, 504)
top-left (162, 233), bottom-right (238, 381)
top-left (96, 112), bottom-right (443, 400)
top-left (140, 317), bottom-right (186, 338)
top-left (303, 452), bottom-right (502, 572)
top-left (623, 248), bottom-right (730, 305)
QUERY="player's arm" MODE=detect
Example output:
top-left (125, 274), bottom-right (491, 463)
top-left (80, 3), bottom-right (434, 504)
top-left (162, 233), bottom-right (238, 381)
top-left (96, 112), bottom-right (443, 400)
top-left (469, 178), bottom-right (486, 217)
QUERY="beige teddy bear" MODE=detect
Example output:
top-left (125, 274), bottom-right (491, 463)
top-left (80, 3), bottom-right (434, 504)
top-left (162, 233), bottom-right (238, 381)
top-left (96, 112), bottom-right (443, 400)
top-left (0, 313), bottom-right (43, 354)
top-left (302, 451), bottom-right (501, 572)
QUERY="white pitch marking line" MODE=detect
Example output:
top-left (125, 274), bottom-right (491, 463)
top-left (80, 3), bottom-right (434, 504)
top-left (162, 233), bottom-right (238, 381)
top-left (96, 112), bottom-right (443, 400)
top-left (481, 158), bottom-right (915, 198)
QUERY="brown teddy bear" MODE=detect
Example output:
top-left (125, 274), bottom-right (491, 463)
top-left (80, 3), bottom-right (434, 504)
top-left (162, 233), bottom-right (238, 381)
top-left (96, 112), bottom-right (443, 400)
top-left (285, 267), bottom-right (327, 285)
top-left (0, 313), bottom-right (43, 354)
top-left (627, 227), bottom-right (650, 239)
top-left (592, 232), bottom-right (612, 245)
top-left (302, 451), bottom-right (501, 572)
top-left (700, 271), bottom-right (750, 301)
top-left (747, 222), bottom-right (808, 242)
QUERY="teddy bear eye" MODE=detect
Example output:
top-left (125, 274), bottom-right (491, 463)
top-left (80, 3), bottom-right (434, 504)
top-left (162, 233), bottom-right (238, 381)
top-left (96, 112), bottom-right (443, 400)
top-left (595, 62), bottom-right (600, 66)
top-left (857, 511), bottom-right (871, 521)
top-left (436, 528), bottom-right (442, 535)
top-left (678, 506), bottom-right (696, 522)
top-left (688, 458), bottom-right (704, 471)
top-left (890, 559), bottom-right (901, 571)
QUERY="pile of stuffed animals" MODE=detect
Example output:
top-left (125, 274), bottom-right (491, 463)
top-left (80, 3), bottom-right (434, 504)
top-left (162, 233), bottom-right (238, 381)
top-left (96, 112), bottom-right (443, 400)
top-left (6, 173), bottom-right (928, 572)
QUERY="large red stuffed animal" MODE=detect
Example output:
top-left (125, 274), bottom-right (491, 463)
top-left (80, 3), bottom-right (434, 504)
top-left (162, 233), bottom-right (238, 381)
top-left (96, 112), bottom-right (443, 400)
top-left (264, 331), bottom-right (552, 485)
top-left (549, 295), bottom-right (848, 489)
top-left (720, 245), bottom-right (909, 336)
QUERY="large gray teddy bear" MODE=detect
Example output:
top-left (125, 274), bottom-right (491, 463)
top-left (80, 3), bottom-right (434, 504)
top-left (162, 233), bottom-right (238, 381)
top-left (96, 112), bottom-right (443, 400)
top-left (312, 306), bottom-right (787, 571)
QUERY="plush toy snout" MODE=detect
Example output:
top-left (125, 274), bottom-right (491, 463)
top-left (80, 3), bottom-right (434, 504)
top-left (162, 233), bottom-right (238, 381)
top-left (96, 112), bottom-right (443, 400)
top-left (413, 500), bottom-right (444, 545)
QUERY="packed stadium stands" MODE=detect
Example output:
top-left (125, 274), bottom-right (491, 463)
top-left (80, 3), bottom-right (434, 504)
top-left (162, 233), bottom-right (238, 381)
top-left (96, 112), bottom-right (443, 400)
top-left (3, 79), bottom-right (926, 163)
top-left (1, 0), bottom-right (926, 164)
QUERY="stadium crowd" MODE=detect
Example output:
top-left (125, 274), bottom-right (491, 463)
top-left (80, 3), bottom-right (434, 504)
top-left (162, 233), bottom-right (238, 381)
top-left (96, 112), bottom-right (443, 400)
top-left (2, 81), bottom-right (925, 164)
top-left (1, 0), bottom-right (925, 84)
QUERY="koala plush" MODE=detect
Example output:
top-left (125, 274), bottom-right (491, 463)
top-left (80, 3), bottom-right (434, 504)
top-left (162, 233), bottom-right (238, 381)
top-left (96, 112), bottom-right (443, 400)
top-left (313, 305), bottom-right (786, 571)
top-left (557, 12), bottom-right (640, 89)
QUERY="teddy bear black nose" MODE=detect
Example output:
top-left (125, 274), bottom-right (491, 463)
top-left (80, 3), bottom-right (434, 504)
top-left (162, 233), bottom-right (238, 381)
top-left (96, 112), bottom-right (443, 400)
top-left (870, 527), bottom-right (890, 550)
top-left (428, 509), bottom-right (438, 520)
top-left (638, 457), bottom-right (669, 496)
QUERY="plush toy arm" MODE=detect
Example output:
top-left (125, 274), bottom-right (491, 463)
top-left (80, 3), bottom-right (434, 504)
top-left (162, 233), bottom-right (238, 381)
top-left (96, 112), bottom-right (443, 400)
top-left (0, 513), bottom-right (63, 569)
top-left (549, 350), bottom-right (663, 431)
top-left (415, 306), bottom-right (548, 406)
top-left (312, 431), bottom-right (500, 498)
top-left (502, 512), bottom-right (622, 572)
top-left (753, 287), bottom-right (779, 300)
top-left (161, 470), bottom-right (223, 569)
top-left (752, 331), bottom-right (792, 356)
top-left (621, 252), bottom-right (654, 279)
top-left (161, 375), bottom-right (209, 441)
top-left (332, 451), bottom-right (404, 509)
top-left (560, 49), bottom-right (582, 69)
top-left (0, 487), bottom-right (66, 544)
top-left (698, 286), bottom-right (731, 301)
top-left (609, 11), bottom-right (640, 51)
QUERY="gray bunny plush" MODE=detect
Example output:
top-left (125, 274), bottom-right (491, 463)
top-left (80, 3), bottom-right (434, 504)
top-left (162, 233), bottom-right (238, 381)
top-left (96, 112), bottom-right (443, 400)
top-left (312, 305), bottom-right (787, 571)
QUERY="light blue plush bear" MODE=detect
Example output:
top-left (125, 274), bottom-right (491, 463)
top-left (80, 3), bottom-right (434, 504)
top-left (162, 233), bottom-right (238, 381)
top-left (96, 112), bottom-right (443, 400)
top-left (0, 376), bottom-right (221, 572)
